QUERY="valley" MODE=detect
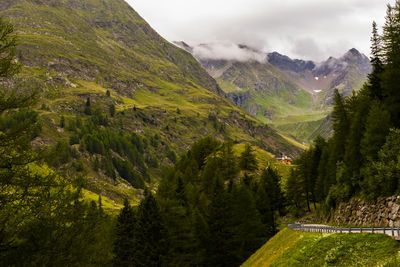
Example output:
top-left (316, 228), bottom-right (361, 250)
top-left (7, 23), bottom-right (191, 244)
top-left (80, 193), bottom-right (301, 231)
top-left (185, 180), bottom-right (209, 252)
top-left (175, 42), bottom-right (371, 143)
top-left (1, 0), bottom-right (399, 266)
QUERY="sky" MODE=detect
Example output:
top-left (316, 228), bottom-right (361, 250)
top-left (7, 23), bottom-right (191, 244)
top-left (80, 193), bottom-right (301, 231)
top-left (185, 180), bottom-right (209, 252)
top-left (127, 0), bottom-right (395, 62)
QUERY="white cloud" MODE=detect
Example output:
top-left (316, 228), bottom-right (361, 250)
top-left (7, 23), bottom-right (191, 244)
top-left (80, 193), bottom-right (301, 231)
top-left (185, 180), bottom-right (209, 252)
top-left (192, 43), bottom-right (267, 62)
top-left (127, 0), bottom-right (396, 61)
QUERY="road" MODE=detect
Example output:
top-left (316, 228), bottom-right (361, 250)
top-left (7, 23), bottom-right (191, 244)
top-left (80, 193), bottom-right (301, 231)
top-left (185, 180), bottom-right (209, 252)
top-left (288, 223), bottom-right (400, 240)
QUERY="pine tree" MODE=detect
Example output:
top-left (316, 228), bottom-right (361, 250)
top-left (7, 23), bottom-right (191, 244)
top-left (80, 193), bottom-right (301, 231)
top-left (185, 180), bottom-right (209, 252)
top-left (331, 89), bottom-right (350, 162)
top-left (368, 21), bottom-right (384, 100)
top-left (229, 185), bottom-right (267, 266)
top-left (113, 199), bottom-right (136, 267)
top-left (0, 18), bottom-right (20, 78)
top-left (381, 2), bottom-right (400, 127)
top-left (239, 143), bottom-right (258, 172)
top-left (219, 142), bottom-right (239, 180)
top-left (343, 90), bottom-right (370, 191)
top-left (360, 102), bottom-right (391, 162)
top-left (363, 129), bottom-right (400, 199)
top-left (109, 104), bottom-right (115, 117)
top-left (314, 146), bottom-right (329, 202)
top-left (84, 97), bottom-right (92, 115)
top-left (191, 208), bottom-right (209, 266)
top-left (134, 191), bottom-right (167, 267)
top-left (285, 168), bottom-right (305, 213)
top-left (60, 115), bottom-right (65, 128)
top-left (206, 177), bottom-right (233, 267)
top-left (254, 184), bottom-right (275, 236)
top-left (260, 167), bottom-right (284, 214)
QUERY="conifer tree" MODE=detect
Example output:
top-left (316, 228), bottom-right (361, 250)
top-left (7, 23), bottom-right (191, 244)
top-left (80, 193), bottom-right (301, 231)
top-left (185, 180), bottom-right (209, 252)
top-left (368, 21), bottom-right (384, 100)
top-left (206, 177), bottom-right (233, 267)
top-left (254, 184), bottom-right (275, 236)
top-left (239, 143), bottom-right (258, 172)
top-left (229, 185), bottom-right (267, 266)
top-left (360, 102), bottom-right (391, 162)
top-left (381, 2), bottom-right (400, 127)
top-left (331, 89), bottom-right (349, 162)
top-left (113, 199), bottom-right (136, 267)
top-left (134, 191), bottom-right (167, 267)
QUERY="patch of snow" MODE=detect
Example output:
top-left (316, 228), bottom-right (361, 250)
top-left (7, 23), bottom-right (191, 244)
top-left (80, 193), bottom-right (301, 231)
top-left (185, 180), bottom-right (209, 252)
top-left (313, 90), bottom-right (322, 93)
top-left (314, 77), bottom-right (319, 81)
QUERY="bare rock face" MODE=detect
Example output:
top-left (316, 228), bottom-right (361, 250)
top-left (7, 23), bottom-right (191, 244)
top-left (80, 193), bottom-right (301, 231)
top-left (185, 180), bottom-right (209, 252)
top-left (333, 196), bottom-right (400, 227)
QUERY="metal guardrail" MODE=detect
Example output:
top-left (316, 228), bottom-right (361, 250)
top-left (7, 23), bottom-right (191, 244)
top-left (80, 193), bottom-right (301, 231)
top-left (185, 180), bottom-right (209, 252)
top-left (288, 223), bottom-right (400, 239)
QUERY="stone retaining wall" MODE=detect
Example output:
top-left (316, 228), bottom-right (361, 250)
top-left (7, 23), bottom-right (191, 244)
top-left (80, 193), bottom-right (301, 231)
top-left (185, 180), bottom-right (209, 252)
top-left (333, 196), bottom-right (400, 227)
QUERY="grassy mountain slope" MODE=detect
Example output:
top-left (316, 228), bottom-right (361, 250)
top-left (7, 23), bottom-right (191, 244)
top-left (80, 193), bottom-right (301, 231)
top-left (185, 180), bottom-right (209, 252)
top-left (205, 60), bottom-right (315, 124)
top-left (175, 43), bottom-right (371, 144)
top-left (0, 0), bottom-right (300, 205)
top-left (242, 228), bottom-right (399, 267)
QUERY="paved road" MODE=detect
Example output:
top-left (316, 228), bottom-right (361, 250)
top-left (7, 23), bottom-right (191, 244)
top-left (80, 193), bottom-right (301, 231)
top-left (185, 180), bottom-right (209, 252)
top-left (288, 223), bottom-right (400, 240)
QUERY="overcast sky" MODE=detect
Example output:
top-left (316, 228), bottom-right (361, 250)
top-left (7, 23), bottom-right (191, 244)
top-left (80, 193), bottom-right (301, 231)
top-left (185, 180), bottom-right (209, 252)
top-left (126, 0), bottom-right (395, 62)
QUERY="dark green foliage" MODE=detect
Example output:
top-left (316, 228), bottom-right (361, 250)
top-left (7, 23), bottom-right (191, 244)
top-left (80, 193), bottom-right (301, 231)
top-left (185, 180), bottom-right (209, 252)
top-left (60, 115), bottom-right (65, 128)
top-left (368, 21), bottom-right (384, 100)
top-left (106, 90), bottom-right (111, 97)
top-left (290, 3), bottom-right (400, 210)
top-left (361, 102), bottom-right (391, 162)
top-left (240, 143), bottom-right (258, 172)
top-left (331, 89), bottom-right (349, 162)
top-left (260, 167), bottom-right (284, 214)
top-left (113, 158), bottom-right (145, 189)
top-left (84, 97), bottom-right (92, 115)
top-left (48, 141), bottom-right (79, 168)
top-left (0, 18), bottom-right (20, 77)
top-left (362, 129), bottom-right (400, 199)
top-left (109, 104), bottom-right (115, 117)
top-left (137, 137), bottom-right (275, 266)
top-left (91, 107), bottom-right (108, 126)
top-left (0, 19), bottom-right (113, 265)
top-left (49, 116), bottom-right (161, 188)
top-left (166, 148), bottom-right (177, 163)
top-left (229, 185), bottom-right (267, 265)
top-left (134, 191), bottom-right (168, 266)
top-left (114, 199), bottom-right (136, 266)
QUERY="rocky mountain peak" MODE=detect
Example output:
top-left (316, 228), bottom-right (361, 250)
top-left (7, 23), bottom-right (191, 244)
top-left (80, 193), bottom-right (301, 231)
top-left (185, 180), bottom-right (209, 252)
top-left (267, 52), bottom-right (315, 73)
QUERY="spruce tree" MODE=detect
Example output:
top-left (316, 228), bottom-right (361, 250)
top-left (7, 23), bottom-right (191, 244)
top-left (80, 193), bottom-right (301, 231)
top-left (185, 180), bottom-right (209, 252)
top-left (114, 199), bottom-right (136, 267)
top-left (229, 185), bottom-right (267, 266)
top-left (331, 89), bottom-right (349, 162)
top-left (381, 2), bottom-right (400, 127)
top-left (134, 191), bottom-right (167, 267)
top-left (239, 143), bottom-right (258, 172)
top-left (206, 177), bottom-right (233, 267)
top-left (360, 102), bottom-right (391, 162)
top-left (368, 21), bottom-right (384, 100)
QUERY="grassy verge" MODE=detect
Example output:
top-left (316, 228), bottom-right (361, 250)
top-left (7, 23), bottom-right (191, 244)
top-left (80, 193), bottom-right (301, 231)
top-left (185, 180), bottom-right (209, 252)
top-left (242, 228), bottom-right (400, 267)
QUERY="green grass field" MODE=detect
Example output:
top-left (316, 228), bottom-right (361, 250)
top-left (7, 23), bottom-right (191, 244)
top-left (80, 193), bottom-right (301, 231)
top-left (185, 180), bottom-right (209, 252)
top-left (242, 228), bottom-right (400, 267)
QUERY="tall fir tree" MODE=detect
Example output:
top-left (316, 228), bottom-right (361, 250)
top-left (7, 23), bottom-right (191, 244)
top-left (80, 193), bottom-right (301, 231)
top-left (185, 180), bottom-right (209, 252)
top-left (368, 21), bottom-right (384, 100)
top-left (134, 191), bottom-right (168, 267)
top-left (113, 199), bottom-right (136, 267)
top-left (239, 144), bottom-right (258, 172)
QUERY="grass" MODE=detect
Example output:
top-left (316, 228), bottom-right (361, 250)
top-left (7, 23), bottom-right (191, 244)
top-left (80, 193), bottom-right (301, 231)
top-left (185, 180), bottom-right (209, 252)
top-left (233, 143), bottom-right (292, 178)
top-left (242, 228), bottom-right (400, 267)
top-left (2, 0), bottom-right (305, 208)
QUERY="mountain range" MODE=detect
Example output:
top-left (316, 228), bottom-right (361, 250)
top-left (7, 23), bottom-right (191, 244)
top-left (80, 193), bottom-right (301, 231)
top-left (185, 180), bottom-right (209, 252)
top-left (0, 0), bottom-right (302, 203)
top-left (174, 42), bottom-right (371, 142)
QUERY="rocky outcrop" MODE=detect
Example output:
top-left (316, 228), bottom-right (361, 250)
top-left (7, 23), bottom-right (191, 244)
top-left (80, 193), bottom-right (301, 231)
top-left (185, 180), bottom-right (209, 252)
top-left (333, 196), bottom-right (400, 227)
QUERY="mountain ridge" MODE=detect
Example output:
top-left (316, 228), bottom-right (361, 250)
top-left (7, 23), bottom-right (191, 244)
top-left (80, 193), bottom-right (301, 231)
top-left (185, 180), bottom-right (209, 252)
top-left (174, 42), bottom-right (371, 142)
top-left (0, 0), bottom-right (301, 202)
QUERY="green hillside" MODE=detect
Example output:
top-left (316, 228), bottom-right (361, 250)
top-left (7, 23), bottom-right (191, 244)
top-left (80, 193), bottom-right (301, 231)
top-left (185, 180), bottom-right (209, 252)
top-left (0, 0), bottom-right (301, 204)
top-left (242, 228), bottom-right (400, 267)
top-left (214, 61), bottom-right (316, 124)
